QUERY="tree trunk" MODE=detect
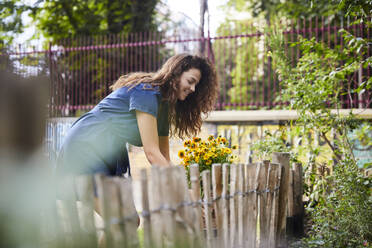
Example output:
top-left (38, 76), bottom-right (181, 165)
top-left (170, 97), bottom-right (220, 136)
top-left (199, 0), bottom-right (208, 56)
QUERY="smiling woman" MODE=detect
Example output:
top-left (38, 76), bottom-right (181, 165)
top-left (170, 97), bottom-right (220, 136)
top-left (176, 68), bottom-right (201, 100)
top-left (56, 54), bottom-right (218, 181)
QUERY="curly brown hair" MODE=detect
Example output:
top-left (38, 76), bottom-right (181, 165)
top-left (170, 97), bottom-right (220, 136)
top-left (110, 54), bottom-right (218, 138)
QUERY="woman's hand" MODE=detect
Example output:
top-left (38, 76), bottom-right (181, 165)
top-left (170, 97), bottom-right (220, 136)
top-left (136, 110), bottom-right (171, 167)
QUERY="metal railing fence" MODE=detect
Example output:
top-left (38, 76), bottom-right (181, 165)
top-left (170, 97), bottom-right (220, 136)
top-left (1, 16), bottom-right (371, 117)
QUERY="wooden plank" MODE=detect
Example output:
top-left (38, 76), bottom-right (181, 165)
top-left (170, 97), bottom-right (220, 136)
top-left (246, 163), bottom-right (260, 248)
top-left (140, 169), bottom-right (152, 248)
top-left (102, 177), bottom-right (125, 248)
top-left (259, 160), bottom-right (270, 248)
top-left (74, 175), bottom-right (98, 248)
top-left (265, 163), bottom-right (275, 248)
top-left (190, 164), bottom-right (203, 236)
top-left (212, 164), bottom-right (223, 239)
top-left (149, 166), bottom-right (163, 247)
top-left (287, 169), bottom-right (294, 217)
top-left (58, 176), bottom-right (83, 248)
top-left (43, 180), bottom-right (67, 248)
top-left (202, 170), bottom-right (213, 248)
top-left (286, 168), bottom-right (295, 238)
top-left (229, 163), bottom-right (238, 248)
top-left (243, 163), bottom-right (249, 246)
top-left (44, 199), bottom-right (66, 248)
top-left (237, 163), bottom-right (245, 247)
top-left (94, 174), bottom-right (105, 217)
top-left (159, 167), bottom-right (177, 247)
top-left (272, 152), bottom-right (290, 247)
top-left (293, 163), bottom-right (302, 215)
top-left (173, 166), bottom-right (197, 247)
top-left (221, 163), bottom-right (230, 248)
top-left (117, 177), bottom-right (140, 248)
top-left (268, 163), bottom-right (282, 248)
top-left (293, 163), bottom-right (304, 237)
top-left (93, 174), bottom-right (106, 246)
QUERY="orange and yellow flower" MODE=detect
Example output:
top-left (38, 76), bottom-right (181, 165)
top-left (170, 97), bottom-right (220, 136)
top-left (178, 135), bottom-right (239, 173)
top-left (183, 140), bottom-right (191, 147)
top-left (223, 148), bottom-right (232, 154)
top-left (178, 150), bottom-right (185, 159)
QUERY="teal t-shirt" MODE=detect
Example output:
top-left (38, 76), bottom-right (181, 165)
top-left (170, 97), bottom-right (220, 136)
top-left (56, 83), bottom-right (169, 176)
top-left (96, 83), bottom-right (169, 145)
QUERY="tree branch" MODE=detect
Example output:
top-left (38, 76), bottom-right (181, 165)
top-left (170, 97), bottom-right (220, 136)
top-left (321, 131), bottom-right (342, 163)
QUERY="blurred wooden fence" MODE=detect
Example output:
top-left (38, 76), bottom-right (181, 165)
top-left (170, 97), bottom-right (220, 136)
top-left (46, 152), bottom-right (303, 248)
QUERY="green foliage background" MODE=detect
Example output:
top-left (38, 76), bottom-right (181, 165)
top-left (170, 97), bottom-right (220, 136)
top-left (250, 1), bottom-right (372, 246)
top-left (29, 0), bottom-right (158, 41)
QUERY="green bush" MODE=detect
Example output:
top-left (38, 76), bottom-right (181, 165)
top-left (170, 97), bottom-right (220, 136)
top-left (305, 156), bottom-right (372, 247)
top-left (263, 8), bottom-right (372, 245)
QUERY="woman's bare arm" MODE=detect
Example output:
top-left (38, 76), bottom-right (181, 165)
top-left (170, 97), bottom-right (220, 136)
top-left (136, 110), bottom-right (170, 167)
top-left (159, 136), bottom-right (171, 163)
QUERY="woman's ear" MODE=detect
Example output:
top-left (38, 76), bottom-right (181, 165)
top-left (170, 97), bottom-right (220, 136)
top-left (171, 78), bottom-right (179, 91)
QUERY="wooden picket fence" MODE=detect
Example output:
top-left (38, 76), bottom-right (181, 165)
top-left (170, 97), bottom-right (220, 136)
top-left (46, 152), bottom-right (303, 248)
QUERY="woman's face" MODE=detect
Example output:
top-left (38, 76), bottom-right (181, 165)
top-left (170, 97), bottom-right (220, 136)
top-left (176, 68), bottom-right (201, 101)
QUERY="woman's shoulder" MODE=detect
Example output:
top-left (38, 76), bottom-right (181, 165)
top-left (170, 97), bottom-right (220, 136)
top-left (112, 82), bottom-right (158, 94)
top-left (131, 83), bottom-right (160, 95)
top-left (134, 82), bottom-right (160, 91)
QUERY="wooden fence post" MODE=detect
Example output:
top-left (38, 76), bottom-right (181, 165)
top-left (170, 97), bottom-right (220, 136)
top-left (117, 177), bottom-right (140, 248)
top-left (94, 174), bottom-right (105, 218)
top-left (44, 198), bottom-right (66, 248)
top-left (101, 177), bottom-right (125, 247)
top-left (272, 152), bottom-right (290, 248)
top-left (221, 163), bottom-right (230, 248)
top-left (259, 160), bottom-right (270, 248)
top-left (242, 163), bottom-right (249, 247)
top-left (160, 167), bottom-right (177, 247)
top-left (93, 174), bottom-right (106, 246)
top-left (286, 166), bottom-right (295, 238)
top-left (190, 164), bottom-right (203, 236)
top-left (74, 175), bottom-right (98, 248)
top-left (48, 158), bottom-right (300, 248)
top-left (212, 163), bottom-right (223, 247)
top-left (173, 166), bottom-right (200, 247)
top-left (58, 176), bottom-right (83, 247)
top-left (236, 163), bottom-right (245, 247)
top-left (202, 170), bottom-right (213, 248)
top-left (149, 166), bottom-right (163, 248)
top-left (140, 169), bottom-right (152, 248)
top-left (268, 163), bottom-right (282, 248)
top-left (293, 163), bottom-right (304, 238)
top-left (229, 163), bottom-right (238, 248)
top-left (246, 163), bottom-right (260, 248)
